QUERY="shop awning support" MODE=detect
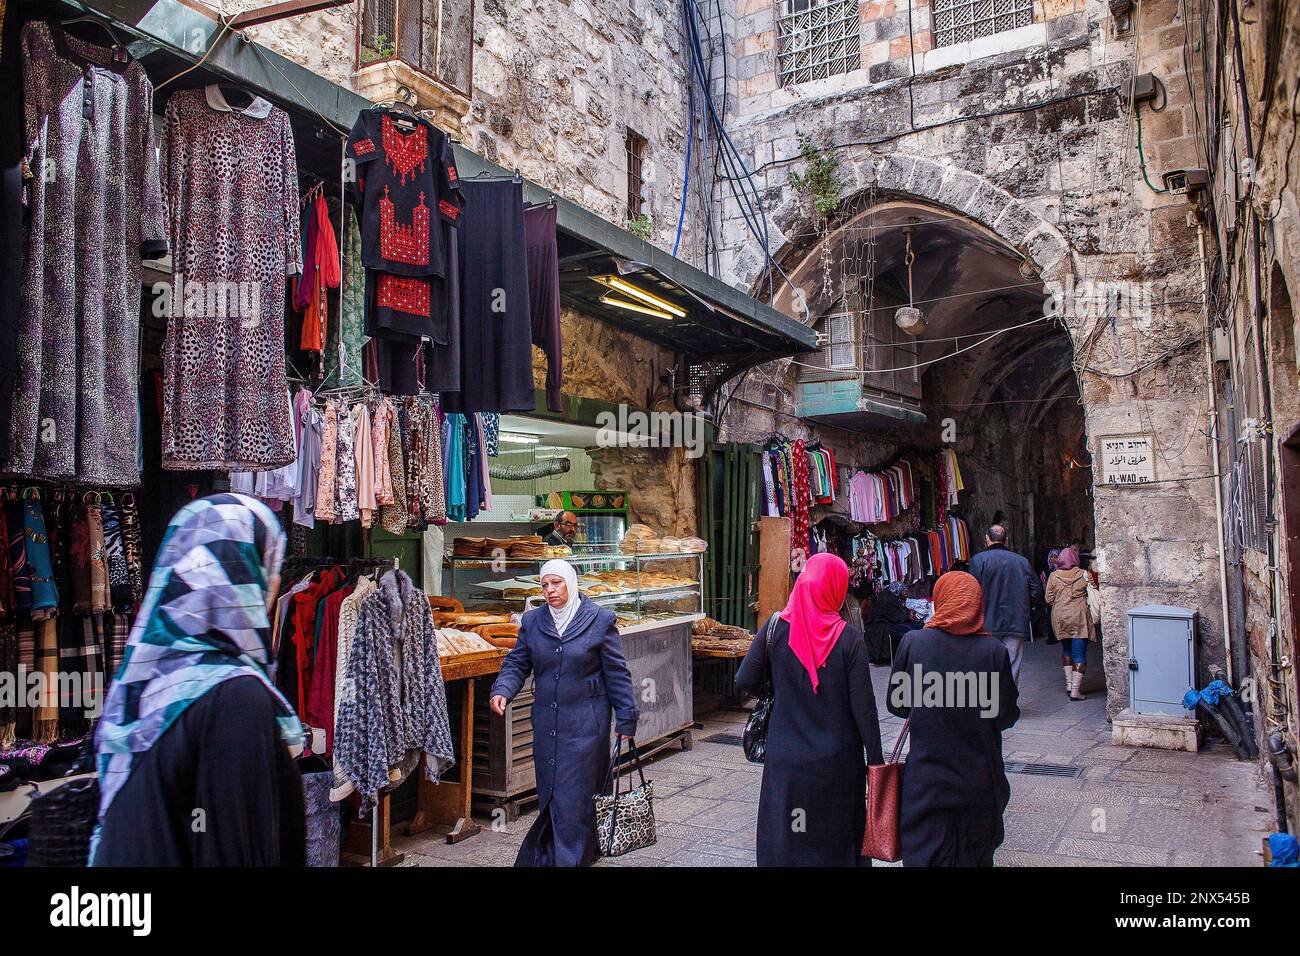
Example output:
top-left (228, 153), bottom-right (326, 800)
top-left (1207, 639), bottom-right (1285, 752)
top-left (228, 0), bottom-right (354, 30)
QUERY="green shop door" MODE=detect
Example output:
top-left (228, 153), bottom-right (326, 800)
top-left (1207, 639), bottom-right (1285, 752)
top-left (368, 527), bottom-right (423, 581)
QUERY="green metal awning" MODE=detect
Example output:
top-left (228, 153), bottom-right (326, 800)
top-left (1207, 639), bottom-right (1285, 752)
top-left (52, 0), bottom-right (817, 363)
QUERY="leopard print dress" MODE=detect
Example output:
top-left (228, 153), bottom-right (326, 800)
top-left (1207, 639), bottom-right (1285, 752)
top-left (159, 87), bottom-right (299, 471)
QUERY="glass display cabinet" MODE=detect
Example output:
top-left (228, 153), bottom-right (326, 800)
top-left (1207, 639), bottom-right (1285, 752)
top-left (445, 549), bottom-right (701, 819)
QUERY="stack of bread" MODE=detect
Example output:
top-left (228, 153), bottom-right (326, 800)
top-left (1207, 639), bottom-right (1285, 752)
top-left (620, 524), bottom-right (662, 553)
top-left (436, 628), bottom-right (498, 657)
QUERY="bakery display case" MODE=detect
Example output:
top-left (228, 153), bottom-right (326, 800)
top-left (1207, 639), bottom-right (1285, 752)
top-left (444, 537), bottom-right (704, 818)
top-left (445, 549), bottom-right (705, 633)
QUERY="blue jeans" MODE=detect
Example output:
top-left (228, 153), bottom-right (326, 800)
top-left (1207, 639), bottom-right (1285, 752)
top-left (1061, 638), bottom-right (1088, 666)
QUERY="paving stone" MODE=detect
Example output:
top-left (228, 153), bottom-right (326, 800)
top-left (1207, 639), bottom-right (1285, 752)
top-left (397, 641), bottom-right (1270, 868)
top-left (1055, 836), bottom-right (1173, 865)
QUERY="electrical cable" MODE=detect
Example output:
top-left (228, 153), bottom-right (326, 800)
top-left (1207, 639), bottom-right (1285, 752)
top-left (673, 69), bottom-right (693, 257)
top-left (1135, 108), bottom-right (1169, 193)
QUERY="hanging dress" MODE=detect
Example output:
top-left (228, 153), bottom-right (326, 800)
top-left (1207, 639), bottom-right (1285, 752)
top-left (160, 85), bottom-right (299, 470)
top-left (9, 22), bottom-right (167, 485)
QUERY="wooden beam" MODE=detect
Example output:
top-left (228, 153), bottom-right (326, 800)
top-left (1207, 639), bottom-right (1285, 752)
top-left (229, 0), bottom-right (352, 29)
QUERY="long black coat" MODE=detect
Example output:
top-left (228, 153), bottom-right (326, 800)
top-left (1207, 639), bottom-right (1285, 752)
top-left (862, 591), bottom-right (912, 663)
top-left (490, 596), bottom-right (639, 866)
top-left (887, 627), bottom-right (1020, 866)
top-left (736, 616), bottom-right (884, 867)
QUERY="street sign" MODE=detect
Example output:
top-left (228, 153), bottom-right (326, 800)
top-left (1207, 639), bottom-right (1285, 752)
top-left (1099, 433), bottom-right (1156, 485)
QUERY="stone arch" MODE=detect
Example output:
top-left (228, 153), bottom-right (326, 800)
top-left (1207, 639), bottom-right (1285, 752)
top-left (747, 152), bottom-right (1081, 318)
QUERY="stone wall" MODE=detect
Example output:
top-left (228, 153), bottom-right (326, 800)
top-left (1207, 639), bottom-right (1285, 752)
top-left (1202, 0), bottom-right (1300, 828)
top-left (209, 0), bottom-right (702, 263)
top-left (714, 0), bottom-right (1222, 716)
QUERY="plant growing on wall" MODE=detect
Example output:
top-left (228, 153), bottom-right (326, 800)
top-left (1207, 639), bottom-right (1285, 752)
top-left (630, 213), bottom-right (653, 241)
top-left (361, 34), bottom-right (396, 64)
top-left (787, 132), bottom-right (840, 221)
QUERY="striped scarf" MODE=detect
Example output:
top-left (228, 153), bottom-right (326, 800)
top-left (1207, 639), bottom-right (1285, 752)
top-left (92, 494), bottom-right (305, 859)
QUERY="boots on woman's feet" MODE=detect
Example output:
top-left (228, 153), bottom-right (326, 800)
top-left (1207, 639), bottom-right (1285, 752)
top-left (1063, 665), bottom-right (1075, 697)
top-left (1069, 667), bottom-right (1086, 701)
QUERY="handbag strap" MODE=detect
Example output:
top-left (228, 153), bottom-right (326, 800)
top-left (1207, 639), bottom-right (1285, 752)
top-left (761, 614), bottom-right (777, 696)
top-left (604, 735), bottom-right (647, 794)
top-left (888, 718), bottom-right (911, 764)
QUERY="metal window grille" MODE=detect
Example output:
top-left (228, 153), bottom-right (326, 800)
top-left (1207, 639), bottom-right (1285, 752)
top-left (931, 0), bottom-right (1034, 49)
top-left (776, 0), bottom-right (861, 88)
top-left (626, 129), bottom-right (647, 221)
top-left (359, 0), bottom-right (473, 95)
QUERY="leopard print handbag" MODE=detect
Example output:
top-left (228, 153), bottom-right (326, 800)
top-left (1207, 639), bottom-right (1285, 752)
top-left (594, 737), bottom-right (657, 858)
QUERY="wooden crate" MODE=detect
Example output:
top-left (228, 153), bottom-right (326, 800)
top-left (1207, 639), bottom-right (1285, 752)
top-left (471, 676), bottom-right (536, 808)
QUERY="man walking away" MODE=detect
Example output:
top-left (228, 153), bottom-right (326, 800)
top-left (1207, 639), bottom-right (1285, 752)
top-left (967, 524), bottom-right (1041, 684)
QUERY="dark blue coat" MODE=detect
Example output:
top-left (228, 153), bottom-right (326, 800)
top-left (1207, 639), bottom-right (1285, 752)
top-left (967, 544), bottom-right (1042, 640)
top-left (489, 596), bottom-right (639, 866)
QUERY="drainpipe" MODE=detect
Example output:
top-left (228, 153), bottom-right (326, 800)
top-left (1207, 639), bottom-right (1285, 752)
top-left (1200, 223), bottom-right (1235, 685)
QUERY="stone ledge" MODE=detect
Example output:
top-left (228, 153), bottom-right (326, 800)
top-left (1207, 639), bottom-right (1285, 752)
top-left (351, 62), bottom-right (470, 137)
top-left (1112, 708), bottom-right (1202, 753)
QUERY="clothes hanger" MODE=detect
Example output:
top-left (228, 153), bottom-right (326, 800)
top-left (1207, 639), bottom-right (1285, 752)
top-left (59, 12), bottom-right (126, 52)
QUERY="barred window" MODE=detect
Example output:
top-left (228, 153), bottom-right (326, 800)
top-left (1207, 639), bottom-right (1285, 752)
top-left (625, 129), bottom-right (647, 221)
top-left (776, 0), bottom-right (861, 88)
top-left (359, 0), bottom-right (473, 96)
top-left (931, 0), bottom-right (1034, 49)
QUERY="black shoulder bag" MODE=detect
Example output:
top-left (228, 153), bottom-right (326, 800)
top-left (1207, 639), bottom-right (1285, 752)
top-left (742, 616), bottom-right (778, 764)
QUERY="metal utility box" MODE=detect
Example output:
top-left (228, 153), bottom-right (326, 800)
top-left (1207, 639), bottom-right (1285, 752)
top-left (1127, 605), bottom-right (1198, 716)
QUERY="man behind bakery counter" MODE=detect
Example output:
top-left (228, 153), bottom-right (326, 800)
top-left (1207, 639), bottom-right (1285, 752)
top-left (543, 511), bottom-right (579, 547)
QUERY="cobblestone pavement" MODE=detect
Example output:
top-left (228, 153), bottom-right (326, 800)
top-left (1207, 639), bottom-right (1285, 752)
top-left (394, 639), bottom-right (1274, 867)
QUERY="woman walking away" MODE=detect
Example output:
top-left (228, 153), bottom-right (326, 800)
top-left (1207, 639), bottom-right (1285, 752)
top-left (735, 552), bottom-right (884, 866)
top-left (490, 559), bottom-right (639, 866)
top-left (92, 493), bottom-right (307, 866)
top-left (887, 570), bottom-right (1019, 867)
top-left (1045, 547), bottom-right (1093, 701)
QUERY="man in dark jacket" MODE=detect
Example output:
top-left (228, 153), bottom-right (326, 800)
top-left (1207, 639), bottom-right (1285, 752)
top-left (967, 524), bottom-right (1041, 684)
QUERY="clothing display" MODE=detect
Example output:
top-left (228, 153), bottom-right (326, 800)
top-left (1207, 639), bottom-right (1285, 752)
top-left (524, 203), bottom-right (563, 412)
top-left (9, 21), bottom-right (167, 486)
top-left (442, 179), bottom-right (536, 413)
top-left (846, 514), bottom-right (972, 593)
top-left (333, 569), bottom-right (455, 809)
top-left (347, 106), bottom-right (464, 397)
top-left (324, 206), bottom-right (366, 388)
top-left (296, 187), bottom-right (341, 353)
top-left (160, 85), bottom-right (300, 471)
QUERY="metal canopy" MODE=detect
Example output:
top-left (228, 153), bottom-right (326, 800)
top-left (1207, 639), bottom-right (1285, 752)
top-left (60, 0), bottom-right (817, 362)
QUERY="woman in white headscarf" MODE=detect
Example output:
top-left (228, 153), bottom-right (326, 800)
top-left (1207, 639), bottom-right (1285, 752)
top-left (489, 559), bottom-right (639, 866)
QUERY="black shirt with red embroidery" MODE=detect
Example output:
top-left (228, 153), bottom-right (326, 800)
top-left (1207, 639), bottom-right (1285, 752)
top-left (346, 108), bottom-right (463, 279)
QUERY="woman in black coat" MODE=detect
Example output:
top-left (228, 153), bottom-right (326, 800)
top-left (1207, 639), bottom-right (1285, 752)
top-left (862, 581), bottom-right (919, 664)
top-left (887, 570), bottom-right (1020, 867)
top-left (490, 559), bottom-right (639, 866)
top-left (736, 552), bottom-right (884, 866)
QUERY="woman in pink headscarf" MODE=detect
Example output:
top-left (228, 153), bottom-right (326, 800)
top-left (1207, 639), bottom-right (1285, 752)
top-left (735, 552), bottom-right (884, 866)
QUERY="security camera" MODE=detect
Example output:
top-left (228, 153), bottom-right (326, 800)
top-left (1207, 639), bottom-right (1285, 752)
top-left (1161, 168), bottom-right (1209, 196)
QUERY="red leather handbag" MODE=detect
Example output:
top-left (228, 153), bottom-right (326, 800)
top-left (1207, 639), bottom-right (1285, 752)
top-left (861, 719), bottom-right (910, 862)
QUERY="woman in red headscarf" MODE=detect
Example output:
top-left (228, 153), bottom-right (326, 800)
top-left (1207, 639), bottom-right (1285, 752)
top-left (886, 570), bottom-right (1020, 867)
top-left (735, 552), bottom-right (884, 866)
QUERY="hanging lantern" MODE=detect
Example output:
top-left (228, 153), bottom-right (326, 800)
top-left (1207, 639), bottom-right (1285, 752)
top-left (895, 224), bottom-right (927, 335)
